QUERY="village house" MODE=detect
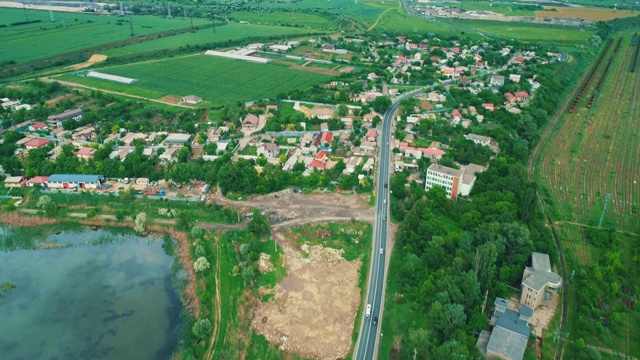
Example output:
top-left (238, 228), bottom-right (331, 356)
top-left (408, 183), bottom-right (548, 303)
top-left (505, 92), bottom-right (516, 102)
top-left (311, 107), bottom-right (335, 120)
top-left (515, 91), bottom-right (529, 100)
top-left (482, 103), bottom-right (495, 111)
top-left (136, 177), bottom-right (150, 186)
top-left (509, 74), bottom-right (522, 83)
top-left (257, 143), bottom-right (280, 158)
top-left (478, 298), bottom-right (533, 360)
top-left (313, 131), bottom-right (333, 147)
top-left (520, 252), bottom-right (562, 310)
top-left (242, 113), bottom-right (259, 131)
top-left (74, 147), bottom-right (96, 160)
top-left (3, 176), bottom-right (26, 188)
top-left (29, 122), bottom-right (48, 132)
top-left (164, 133), bottom-right (192, 146)
top-left (490, 75), bottom-right (505, 87)
top-left (24, 138), bottom-right (52, 150)
top-left (365, 129), bottom-right (377, 142)
top-left (26, 176), bottom-right (49, 187)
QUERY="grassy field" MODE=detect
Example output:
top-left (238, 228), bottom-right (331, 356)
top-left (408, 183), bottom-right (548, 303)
top-left (245, 0), bottom-right (388, 19)
top-left (229, 11), bottom-right (340, 30)
top-left (0, 8), bottom-right (209, 64)
top-left (104, 23), bottom-right (317, 57)
top-left (447, 19), bottom-right (595, 43)
top-left (437, 1), bottom-right (539, 16)
top-left (368, 10), bottom-right (593, 44)
top-left (533, 32), bottom-right (640, 356)
top-left (60, 54), bottom-right (330, 102)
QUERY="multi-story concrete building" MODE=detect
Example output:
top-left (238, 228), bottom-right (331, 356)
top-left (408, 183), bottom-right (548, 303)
top-left (425, 163), bottom-right (485, 200)
top-left (425, 164), bottom-right (464, 199)
top-left (520, 252), bottom-right (562, 309)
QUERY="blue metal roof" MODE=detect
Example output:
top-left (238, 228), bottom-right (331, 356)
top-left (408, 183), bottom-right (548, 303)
top-left (47, 174), bottom-right (104, 183)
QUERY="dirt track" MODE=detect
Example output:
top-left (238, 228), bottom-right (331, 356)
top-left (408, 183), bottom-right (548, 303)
top-left (206, 189), bottom-right (375, 227)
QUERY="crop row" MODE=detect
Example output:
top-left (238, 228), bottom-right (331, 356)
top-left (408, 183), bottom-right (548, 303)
top-left (569, 38), bottom-right (614, 113)
top-left (631, 33), bottom-right (640, 73)
top-left (587, 38), bottom-right (623, 109)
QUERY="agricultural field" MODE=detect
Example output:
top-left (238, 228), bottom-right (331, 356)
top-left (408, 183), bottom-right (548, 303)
top-left (229, 11), bottom-right (342, 30)
top-left (244, 0), bottom-right (387, 19)
top-left (535, 6), bottom-right (640, 21)
top-left (447, 19), bottom-right (596, 43)
top-left (104, 23), bottom-right (318, 57)
top-left (532, 32), bottom-right (640, 356)
top-left (59, 55), bottom-right (330, 103)
top-left (0, 8), bottom-right (209, 64)
top-left (435, 2), bottom-right (539, 16)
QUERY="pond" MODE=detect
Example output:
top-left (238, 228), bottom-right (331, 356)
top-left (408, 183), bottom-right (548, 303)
top-left (0, 228), bottom-right (182, 360)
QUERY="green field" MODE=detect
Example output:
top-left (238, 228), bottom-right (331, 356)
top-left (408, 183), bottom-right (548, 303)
top-left (65, 54), bottom-right (330, 102)
top-left (437, 1), bottom-right (539, 16)
top-left (104, 23), bottom-right (317, 57)
top-left (229, 11), bottom-right (341, 30)
top-left (244, 0), bottom-right (387, 19)
top-left (0, 8), bottom-right (210, 64)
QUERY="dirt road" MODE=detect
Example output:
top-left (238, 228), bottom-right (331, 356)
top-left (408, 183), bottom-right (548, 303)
top-left (206, 189), bottom-right (375, 227)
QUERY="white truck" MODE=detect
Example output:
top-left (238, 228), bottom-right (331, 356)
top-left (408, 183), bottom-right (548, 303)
top-left (365, 304), bottom-right (372, 319)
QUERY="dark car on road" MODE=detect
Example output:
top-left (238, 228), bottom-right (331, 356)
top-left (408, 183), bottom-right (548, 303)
top-left (372, 316), bottom-right (378, 326)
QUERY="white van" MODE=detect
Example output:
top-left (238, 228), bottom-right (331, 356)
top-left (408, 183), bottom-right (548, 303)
top-left (365, 304), bottom-right (372, 319)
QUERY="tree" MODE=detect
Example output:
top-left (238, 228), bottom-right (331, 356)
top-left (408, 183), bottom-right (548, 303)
top-left (336, 103), bottom-right (349, 117)
top-left (190, 225), bottom-right (204, 239)
top-left (191, 318), bottom-right (212, 340)
top-left (36, 195), bottom-right (52, 209)
top-left (204, 142), bottom-right (218, 155)
top-left (134, 212), bottom-right (147, 234)
top-left (248, 209), bottom-right (270, 238)
top-left (194, 256), bottom-right (210, 273)
top-left (195, 244), bottom-right (206, 258)
top-left (371, 96), bottom-right (392, 114)
top-left (177, 146), bottom-right (191, 163)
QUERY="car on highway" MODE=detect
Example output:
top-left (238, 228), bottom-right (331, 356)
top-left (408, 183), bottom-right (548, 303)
top-left (383, 199), bottom-right (386, 204)
top-left (386, 142), bottom-right (389, 146)
top-left (372, 316), bottom-right (378, 326)
top-left (383, 214), bottom-right (386, 220)
top-left (379, 248), bottom-right (384, 255)
top-left (366, 304), bottom-right (372, 319)
top-left (384, 183), bottom-right (388, 188)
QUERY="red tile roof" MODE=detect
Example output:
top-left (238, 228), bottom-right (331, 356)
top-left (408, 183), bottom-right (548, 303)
top-left (515, 91), bottom-right (529, 99)
top-left (25, 138), bottom-right (52, 148)
top-left (26, 176), bottom-right (49, 184)
top-left (505, 92), bottom-right (516, 101)
top-left (308, 159), bottom-right (326, 169)
top-left (31, 122), bottom-right (47, 129)
top-left (75, 147), bottom-right (95, 156)
top-left (315, 150), bottom-right (327, 160)
top-left (452, 109), bottom-right (462, 118)
top-left (365, 129), bottom-right (377, 138)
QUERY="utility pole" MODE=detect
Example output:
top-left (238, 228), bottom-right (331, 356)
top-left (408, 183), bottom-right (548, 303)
top-left (598, 193), bottom-right (611, 227)
top-left (23, 4), bottom-right (29, 21)
top-left (129, 15), bottom-right (134, 36)
top-left (49, 9), bottom-right (55, 22)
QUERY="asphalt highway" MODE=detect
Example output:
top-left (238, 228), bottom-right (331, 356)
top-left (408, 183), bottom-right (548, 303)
top-left (354, 89), bottom-right (422, 360)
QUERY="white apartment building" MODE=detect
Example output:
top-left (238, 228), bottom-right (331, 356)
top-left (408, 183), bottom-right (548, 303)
top-left (425, 164), bottom-right (465, 200)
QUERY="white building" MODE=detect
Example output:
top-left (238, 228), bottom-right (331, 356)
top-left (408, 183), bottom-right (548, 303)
top-left (425, 163), bottom-right (485, 200)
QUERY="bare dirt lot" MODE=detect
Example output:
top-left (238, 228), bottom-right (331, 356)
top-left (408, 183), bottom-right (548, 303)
top-left (536, 7), bottom-right (638, 21)
top-left (207, 189), bottom-right (374, 228)
top-left (69, 54), bottom-right (107, 70)
top-left (251, 231), bottom-right (361, 359)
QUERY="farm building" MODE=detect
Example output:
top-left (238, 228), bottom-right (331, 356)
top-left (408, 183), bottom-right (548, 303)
top-left (87, 71), bottom-right (138, 85)
top-left (46, 174), bottom-right (104, 190)
top-left (181, 95), bottom-right (202, 104)
top-left (4, 176), bottom-right (26, 188)
top-left (311, 107), bottom-right (335, 120)
top-left (26, 176), bottom-right (49, 187)
top-left (164, 133), bottom-right (192, 144)
top-left (24, 138), bottom-right (52, 150)
top-left (47, 108), bottom-right (83, 127)
top-left (204, 50), bottom-right (271, 64)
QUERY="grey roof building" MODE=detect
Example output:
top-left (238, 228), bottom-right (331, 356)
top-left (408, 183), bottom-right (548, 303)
top-left (520, 253), bottom-right (562, 309)
top-left (483, 297), bottom-right (532, 360)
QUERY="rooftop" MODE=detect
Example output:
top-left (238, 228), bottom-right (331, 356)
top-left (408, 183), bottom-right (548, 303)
top-left (47, 174), bottom-right (104, 183)
top-left (523, 252), bottom-right (563, 291)
top-left (427, 164), bottom-right (464, 178)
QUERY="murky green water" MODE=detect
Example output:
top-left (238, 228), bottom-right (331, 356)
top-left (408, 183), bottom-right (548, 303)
top-left (0, 228), bottom-right (182, 360)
